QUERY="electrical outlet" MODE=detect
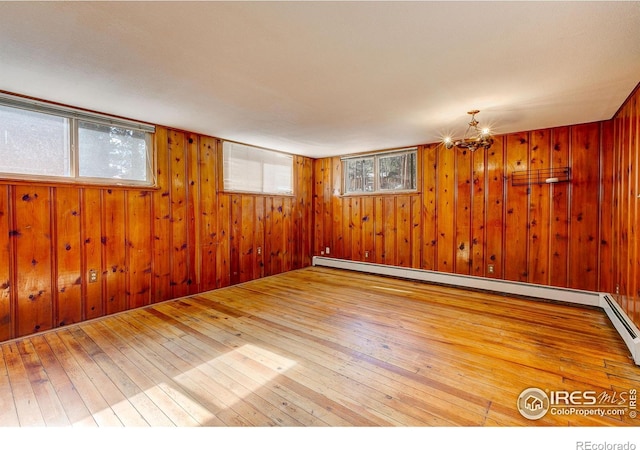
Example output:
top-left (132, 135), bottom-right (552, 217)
top-left (487, 264), bottom-right (494, 274)
top-left (364, 251), bottom-right (369, 258)
top-left (88, 269), bottom-right (98, 283)
top-left (325, 247), bottom-right (330, 255)
top-left (257, 246), bottom-right (262, 255)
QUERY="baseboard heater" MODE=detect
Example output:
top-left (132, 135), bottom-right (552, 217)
top-left (312, 256), bottom-right (640, 366)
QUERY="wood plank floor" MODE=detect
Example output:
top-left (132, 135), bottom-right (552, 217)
top-left (1, 266), bottom-right (639, 427)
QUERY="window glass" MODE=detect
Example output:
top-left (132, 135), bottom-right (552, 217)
top-left (344, 157), bottom-right (374, 193)
top-left (223, 141), bottom-right (293, 195)
top-left (0, 105), bottom-right (70, 177)
top-left (78, 121), bottom-right (149, 182)
top-left (378, 151), bottom-right (416, 191)
top-left (0, 94), bottom-right (155, 186)
top-left (343, 149), bottom-right (417, 194)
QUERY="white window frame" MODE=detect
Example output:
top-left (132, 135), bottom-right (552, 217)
top-left (222, 141), bottom-right (294, 195)
top-left (342, 147), bottom-right (417, 195)
top-left (0, 92), bottom-right (156, 187)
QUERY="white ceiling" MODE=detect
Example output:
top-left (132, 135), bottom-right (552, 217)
top-left (1, 1), bottom-right (639, 158)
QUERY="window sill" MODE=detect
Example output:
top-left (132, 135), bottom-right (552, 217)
top-left (0, 176), bottom-right (159, 191)
top-left (220, 189), bottom-right (295, 197)
top-left (340, 189), bottom-right (419, 197)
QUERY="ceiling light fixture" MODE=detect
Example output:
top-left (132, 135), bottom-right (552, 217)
top-left (443, 110), bottom-right (493, 152)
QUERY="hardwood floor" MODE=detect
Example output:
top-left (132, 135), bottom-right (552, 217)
top-left (1, 266), bottom-right (639, 427)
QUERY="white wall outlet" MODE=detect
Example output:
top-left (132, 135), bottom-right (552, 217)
top-left (88, 269), bottom-right (98, 283)
top-left (325, 247), bottom-right (330, 254)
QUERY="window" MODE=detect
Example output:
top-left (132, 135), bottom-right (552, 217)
top-left (223, 141), bottom-right (294, 195)
top-left (343, 148), bottom-right (417, 194)
top-left (0, 93), bottom-right (155, 186)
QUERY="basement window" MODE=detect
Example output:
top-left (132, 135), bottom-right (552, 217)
top-left (222, 141), bottom-right (293, 195)
top-left (0, 93), bottom-right (155, 186)
top-left (342, 148), bottom-right (417, 194)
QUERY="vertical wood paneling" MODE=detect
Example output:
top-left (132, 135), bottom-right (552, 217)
top-left (455, 151), bottom-right (472, 275)
top-left (126, 191), bottom-right (152, 309)
top-left (353, 197), bottom-right (363, 260)
top-left (504, 132), bottom-right (530, 282)
top-left (186, 134), bottom-right (200, 294)
top-left (362, 196), bottom-right (374, 262)
top-left (266, 197), bottom-right (286, 276)
top-left (383, 196), bottom-right (396, 266)
top-left (0, 186), bottom-right (11, 341)
top-left (152, 127), bottom-right (172, 303)
top-left (437, 146), bottom-right (455, 272)
top-left (230, 194), bottom-right (242, 285)
top-left (374, 197), bottom-right (384, 264)
top-left (321, 159), bottom-right (333, 256)
top-left (331, 157), bottom-right (344, 258)
top-left (618, 108), bottom-right (630, 298)
top-left (471, 149), bottom-right (486, 277)
top-left (599, 120), bottom-right (615, 292)
top-left (396, 195), bottom-right (411, 267)
top-left (54, 187), bottom-right (82, 327)
top-left (528, 130), bottom-right (551, 285)
top-left (410, 195), bottom-right (421, 269)
top-left (255, 197), bottom-right (265, 279)
top-left (342, 197), bottom-right (353, 261)
top-left (421, 145), bottom-right (437, 270)
top-left (569, 123), bottom-right (600, 290)
top-left (216, 193), bottom-right (231, 289)
top-left (14, 186), bottom-right (53, 337)
top-left (610, 84), bottom-right (640, 327)
top-left (626, 95), bottom-right (639, 306)
top-left (486, 136), bottom-right (505, 279)
top-left (168, 130), bottom-right (189, 298)
top-left (282, 197), bottom-right (293, 273)
top-left (631, 94), bottom-right (639, 305)
top-left (550, 127), bottom-right (570, 287)
top-left (613, 112), bottom-right (624, 297)
top-left (293, 156), bottom-right (312, 269)
top-left (239, 195), bottom-right (255, 283)
top-left (301, 157), bottom-right (313, 267)
top-left (313, 159), bottom-right (326, 256)
top-left (199, 136), bottom-right (218, 292)
top-left (81, 188), bottom-right (103, 319)
top-left (102, 189), bottom-right (126, 315)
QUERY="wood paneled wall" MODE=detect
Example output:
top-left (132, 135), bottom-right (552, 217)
top-left (611, 84), bottom-right (640, 326)
top-left (313, 121), bottom-right (616, 294)
top-left (0, 87), bottom-right (637, 344)
top-left (0, 126), bottom-right (313, 342)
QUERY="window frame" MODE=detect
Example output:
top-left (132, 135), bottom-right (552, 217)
top-left (221, 140), bottom-right (295, 196)
top-left (342, 147), bottom-right (418, 195)
top-left (0, 92), bottom-right (156, 187)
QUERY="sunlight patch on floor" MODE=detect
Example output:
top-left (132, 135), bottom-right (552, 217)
top-left (168, 344), bottom-right (298, 424)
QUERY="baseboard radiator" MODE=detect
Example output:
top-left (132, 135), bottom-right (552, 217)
top-left (312, 256), bottom-right (640, 366)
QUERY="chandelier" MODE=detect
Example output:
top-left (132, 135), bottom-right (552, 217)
top-left (444, 110), bottom-right (493, 152)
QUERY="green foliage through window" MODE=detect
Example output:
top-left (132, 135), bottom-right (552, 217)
top-left (343, 148), bottom-right (417, 194)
